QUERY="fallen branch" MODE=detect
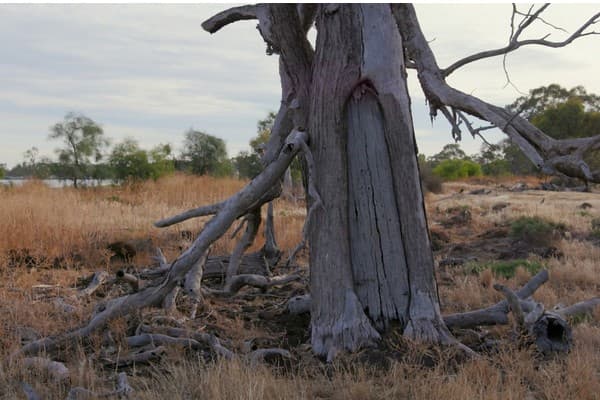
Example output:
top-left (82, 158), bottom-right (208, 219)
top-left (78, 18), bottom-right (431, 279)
top-left (248, 348), bottom-right (292, 367)
top-left (225, 273), bottom-right (302, 295)
top-left (138, 324), bottom-right (234, 359)
top-left (19, 129), bottom-right (307, 358)
top-left (79, 271), bottom-right (109, 297)
top-left (23, 357), bottom-right (69, 383)
top-left (554, 297), bottom-right (600, 318)
top-left (224, 208), bottom-right (261, 291)
top-left (444, 269), bottom-right (549, 329)
top-left (116, 270), bottom-right (141, 291)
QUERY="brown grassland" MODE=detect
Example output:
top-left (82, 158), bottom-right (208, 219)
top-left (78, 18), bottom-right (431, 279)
top-left (1, 174), bottom-right (599, 399)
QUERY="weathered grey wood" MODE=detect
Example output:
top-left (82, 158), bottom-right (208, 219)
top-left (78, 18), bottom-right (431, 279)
top-left (138, 324), bottom-right (233, 359)
top-left (19, 130), bottom-right (307, 357)
top-left (184, 248), bottom-right (209, 317)
top-left (532, 313), bottom-right (572, 355)
top-left (23, 357), bottom-right (69, 382)
top-left (224, 208), bottom-right (261, 290)
top-left (444, 270), bottom-right (549, 329)
top-left (394, 4), bottom-right (600, 183)
top-left (555, 297), bottom-right (600, 318)
top-left (162, 286), bottom-right (180, 315)
top-left (308, 5), bottom-right (381, 359)
top-left (21, 382), bottom-right (41, 400)
top-left (249, 348), bottom-right (292, 367)
top-left (347, 86), bottom-right (409, 329)
top-left (79, 271), bottom-right (108, 297)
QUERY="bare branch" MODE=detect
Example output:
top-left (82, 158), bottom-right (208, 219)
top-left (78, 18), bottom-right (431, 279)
top-left (154, 201), bottom-right (224, 228)
top-left (201, 5), bottom-right (258, 34)
top-left (442, 6), bottom-right (600, 77)
top-left (224, 208), bottom-right (261, 291)
top-left (443, 269), bottom-right (549, 329)
top-left (19, 130), bottom-right (308, 357)
top-left (493, 283), bottom-right (525, 330)
top-left (249, 348), bottom-right (292, 366)
top-left (286, 137), bottom-right (323, 266)
top-left (394, 4), bottom-right (600, 183)
top-left (555, 297), bottom-right (600, 318)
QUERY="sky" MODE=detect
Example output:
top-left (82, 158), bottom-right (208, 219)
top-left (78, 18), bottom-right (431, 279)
top-left (1, 3), bottom-right (599, 169)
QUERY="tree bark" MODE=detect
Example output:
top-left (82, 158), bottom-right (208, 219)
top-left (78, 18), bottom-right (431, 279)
top-left (308, 4), bottom-right (452, 358)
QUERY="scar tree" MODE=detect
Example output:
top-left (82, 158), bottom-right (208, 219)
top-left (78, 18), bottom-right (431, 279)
top-left (20, 4), bottom-right (600, 363)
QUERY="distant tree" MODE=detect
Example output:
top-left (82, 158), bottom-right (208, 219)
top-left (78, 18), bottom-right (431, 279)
top-left (148, 143), bottom-right (175, 180)
top-left (505, 85), bottom-right (600, 177)
top-left (250, 111), bottom-right (276, 153)
top-left (428, 143), bottom-right (468, 167)
top-left (507, 84), bottom-right (600, 120)
top-left (49, 112), bottom-right (109, 188)
top-left (476, 143), bottom-right (511, 177)
top-left (22, 146), bottom-right (52, 179)
top-left (110, 138), bottom-right (174, 182)
top-left (0, 163), bottom-right (6, 179)
top-left (233, 151), bottom-right (262, 179)
top-left (181, 130), bottom-right (229, 176)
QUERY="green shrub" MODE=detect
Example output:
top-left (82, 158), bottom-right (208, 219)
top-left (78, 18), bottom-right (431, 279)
top-left (433, 159), bottom-right (482, 180)
top-left (464, 259), bottom-right (545, 279)
top-left (481, 159), bottom-right (512, 177)
top-left (509, 216), bottom-right (565, 246)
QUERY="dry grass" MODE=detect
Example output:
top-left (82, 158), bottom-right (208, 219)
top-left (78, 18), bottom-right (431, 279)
top-left (1, 176), bottom-right (600, 399)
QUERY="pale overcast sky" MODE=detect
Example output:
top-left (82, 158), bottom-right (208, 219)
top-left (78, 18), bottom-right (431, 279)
top-left (1, 3), bottom-right (599, 168)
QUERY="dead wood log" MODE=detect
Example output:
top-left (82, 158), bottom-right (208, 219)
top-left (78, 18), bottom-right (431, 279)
top-left (443, 269), bottom-right (549, 329)
top-left (205, 273), bottom-right (302, 296)
top-left (106, 346), bottom-right (166, 368)
top-left (225, 208), bottom-right (261, 291)
top-left (140, 251), bottom-right (273, 281)
top-left (554, 297), bottom-right (600, 318)
top-left (531, 313), bottom-right (572, 355)
top-left (493, 283), bottom-right (572, 354)
top-left (125, 333), bottom-right (203, 350)
top-left (79, 271), bottom-right (109, 297)
top-left (286, 294), bottom-right (311, 315)
top-left (184, 247), bottom-right (209, 318)
top-left (162, 286), bottom-right (180, 315)
top-left (23, 357), bottom-right (70, 383)
top-left (21, 382), bottom-right (41, 400)
top-left (116, 270), bottom-right (141, 291)
top-left (248, 348), bottom-right (292, 367)
top-left (138, 324), bottom-right (234, 359)
top-left (18, 130), bottom-right (306, 358)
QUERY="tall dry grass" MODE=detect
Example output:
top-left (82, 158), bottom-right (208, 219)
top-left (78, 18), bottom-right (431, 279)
top-left (0, 174), bottom-right (304, 267)
top-left (1, 177), bottom-right (599, 399)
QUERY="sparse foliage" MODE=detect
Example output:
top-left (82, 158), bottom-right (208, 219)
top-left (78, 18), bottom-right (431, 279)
top-left (109, 138), bottom-right (174, 182)
top-left (49, 112), bottom-right (109, 187)
top-left (181, 129), bottom-right (230, 176)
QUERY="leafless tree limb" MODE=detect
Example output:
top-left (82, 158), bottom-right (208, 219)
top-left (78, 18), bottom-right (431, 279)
top-left (442, 5), bottom-right (599, 77)
top-left (201, 5), bottom-right (259, 34)
top-left (393, 4), bottom-right (600, 183)
top-left (555, 297), bottom-right (600, 318)
top-left (154, 202), bottom-right (224, 228)
top-left (18, 130), bottom-right (308, 358)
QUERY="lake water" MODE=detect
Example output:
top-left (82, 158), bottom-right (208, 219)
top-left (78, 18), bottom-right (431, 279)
top-left (0, 178), bottom-right (112, 188)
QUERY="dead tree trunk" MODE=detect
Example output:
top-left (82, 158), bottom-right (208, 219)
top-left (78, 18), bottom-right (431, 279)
top-left (308, 5), bottom-right (451, 358)
top-left (20, 4), bottom-right (600, 362)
